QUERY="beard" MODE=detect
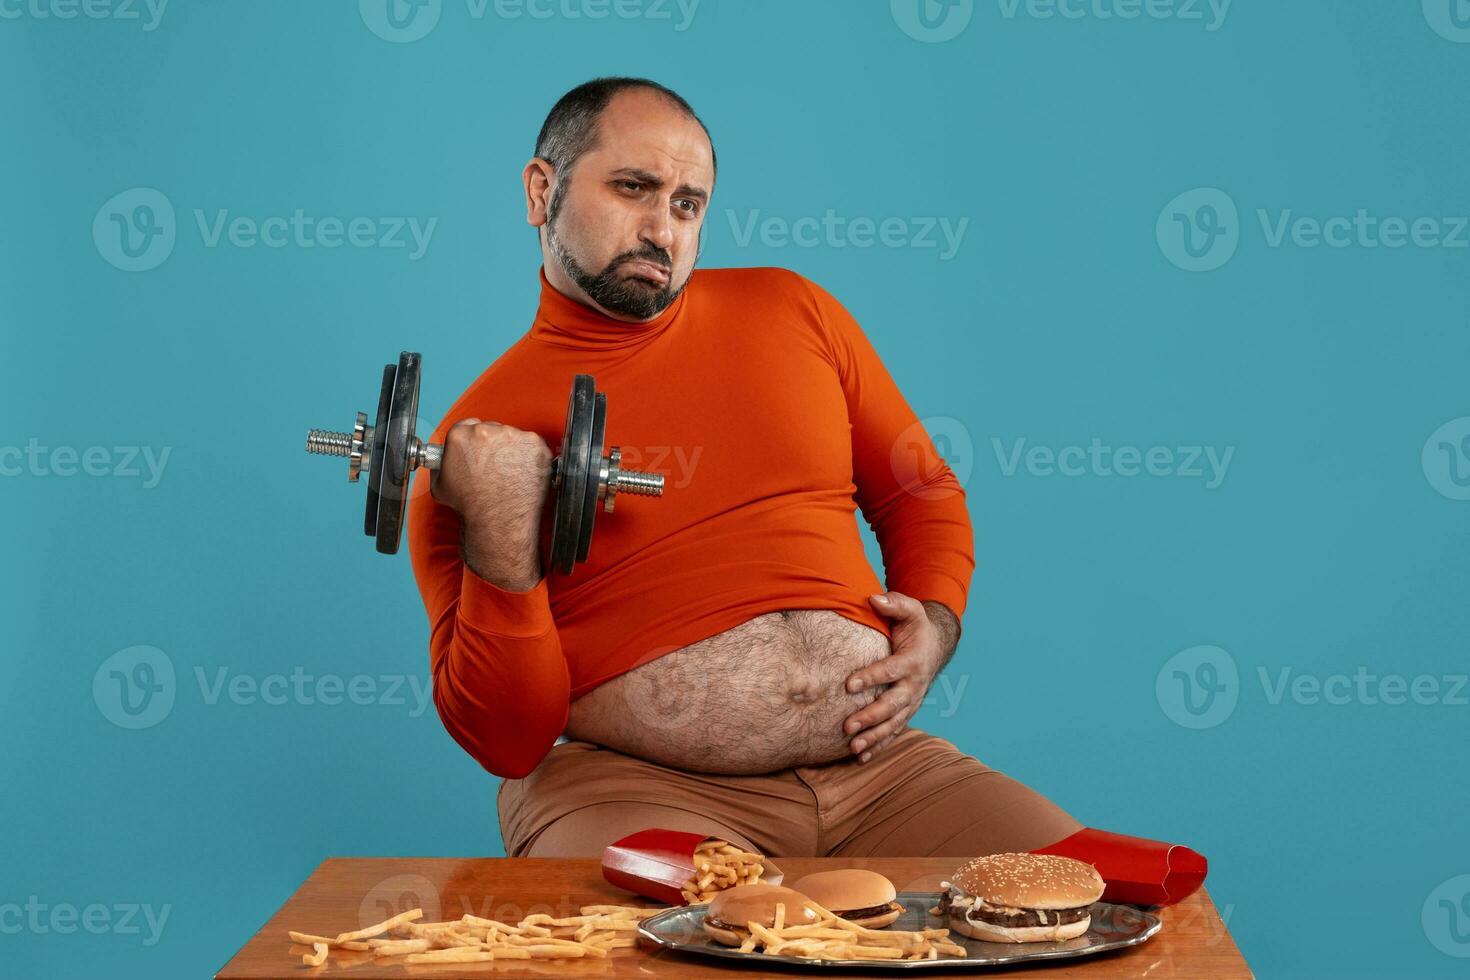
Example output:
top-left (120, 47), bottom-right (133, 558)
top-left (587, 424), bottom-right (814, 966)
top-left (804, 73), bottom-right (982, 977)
top-left (545, 193), bottom-right (691, 320)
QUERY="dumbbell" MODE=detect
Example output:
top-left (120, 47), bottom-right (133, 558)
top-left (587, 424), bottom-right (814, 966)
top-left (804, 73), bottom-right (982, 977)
top-left (304, 352), bottom-right (664, 573)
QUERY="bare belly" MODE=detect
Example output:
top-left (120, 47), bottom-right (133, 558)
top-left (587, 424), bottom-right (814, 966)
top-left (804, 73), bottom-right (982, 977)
top-left (564, 610), bottom-right (892, 774)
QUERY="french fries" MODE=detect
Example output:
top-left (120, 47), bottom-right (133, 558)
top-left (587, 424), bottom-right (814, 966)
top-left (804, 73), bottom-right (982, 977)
top-left (286, 902), bottom-right (661, 964)
top-left (680, 838), bottom-right (766, 904)
top-left (732, 896), bottom-right (970, 962)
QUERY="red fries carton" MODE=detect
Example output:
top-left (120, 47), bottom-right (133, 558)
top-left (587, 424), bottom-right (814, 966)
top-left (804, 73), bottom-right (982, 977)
top-left (601, 828), bottom-right (785, 905)
top-left (1032, 827), bottom-right (1208, 906)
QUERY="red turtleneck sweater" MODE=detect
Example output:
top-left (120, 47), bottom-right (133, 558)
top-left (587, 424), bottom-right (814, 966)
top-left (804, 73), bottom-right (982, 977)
top-left (407, 266), bottom-right (974, 778)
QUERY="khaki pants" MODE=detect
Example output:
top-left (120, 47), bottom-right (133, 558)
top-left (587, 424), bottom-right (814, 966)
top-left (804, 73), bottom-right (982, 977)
top-left (498, 728), bottom-right (1082, 859)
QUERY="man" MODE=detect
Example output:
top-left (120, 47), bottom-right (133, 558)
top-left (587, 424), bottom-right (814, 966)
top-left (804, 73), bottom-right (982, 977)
top-left (406, 77), bottom-right (1082, 858)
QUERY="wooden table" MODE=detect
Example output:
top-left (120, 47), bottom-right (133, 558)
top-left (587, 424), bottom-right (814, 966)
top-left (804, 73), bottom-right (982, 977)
top-left (216, 857), bottom-right (1251, 978)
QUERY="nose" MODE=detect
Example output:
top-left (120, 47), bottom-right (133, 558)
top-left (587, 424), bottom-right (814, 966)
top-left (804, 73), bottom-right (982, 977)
top-left (639, 199), bottom-right (675, 252)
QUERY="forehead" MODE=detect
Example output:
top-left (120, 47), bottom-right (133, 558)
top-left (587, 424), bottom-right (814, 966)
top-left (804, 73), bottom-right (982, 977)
top-left (582, 89), bottom-right (713, 180)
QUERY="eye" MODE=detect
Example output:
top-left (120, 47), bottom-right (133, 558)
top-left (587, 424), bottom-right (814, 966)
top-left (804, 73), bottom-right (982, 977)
top-left (617, 180), bottom-right (642, 192)
top-left (674, 199), bottom-right (700, 216)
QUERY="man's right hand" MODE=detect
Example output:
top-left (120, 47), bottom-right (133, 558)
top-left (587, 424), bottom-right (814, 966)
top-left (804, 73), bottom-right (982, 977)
top-left (430, 418), bottom-right (554, 591)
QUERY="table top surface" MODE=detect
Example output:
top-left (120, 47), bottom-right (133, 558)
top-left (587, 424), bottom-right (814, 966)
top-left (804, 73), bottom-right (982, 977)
top-left (215, 857), bottom-right (1251, 979)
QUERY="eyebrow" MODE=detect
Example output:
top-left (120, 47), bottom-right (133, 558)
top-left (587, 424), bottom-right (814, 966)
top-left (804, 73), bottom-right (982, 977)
top-left (608, 167), bottom-right (709, 204)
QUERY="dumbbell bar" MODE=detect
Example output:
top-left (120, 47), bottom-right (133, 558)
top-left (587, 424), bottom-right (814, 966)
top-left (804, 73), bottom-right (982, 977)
top-left (304, 352), bottom-right (663, 574)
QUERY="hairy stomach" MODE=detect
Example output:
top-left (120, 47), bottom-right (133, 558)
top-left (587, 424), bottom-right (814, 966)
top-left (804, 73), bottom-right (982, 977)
top-left (564, 610), bottom-right (892, 774)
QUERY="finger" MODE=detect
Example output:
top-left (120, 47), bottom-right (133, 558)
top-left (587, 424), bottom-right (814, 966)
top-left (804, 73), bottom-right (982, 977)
top-left (843, 682), bottom-right (915, 737)
top-left (869, 590), bottom-right (922, 621)
top-left (861, 729), bottom-right (905, 763)
top-left (845, 651), bottom-right (918, 693)
top-left (450, 417), bottom-right (481, 428)
top-left (846, 646), bottom-right (923, 693)
top-left (852, 711), bottom-right (910, 758)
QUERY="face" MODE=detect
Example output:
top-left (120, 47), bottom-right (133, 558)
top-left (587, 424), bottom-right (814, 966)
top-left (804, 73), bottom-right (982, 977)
top-left (527, 88), bottom-right (714, 320)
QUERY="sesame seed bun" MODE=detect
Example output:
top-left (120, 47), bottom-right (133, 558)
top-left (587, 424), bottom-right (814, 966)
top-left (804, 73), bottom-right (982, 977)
top-left (951, 853), bottom-right (1104, 910)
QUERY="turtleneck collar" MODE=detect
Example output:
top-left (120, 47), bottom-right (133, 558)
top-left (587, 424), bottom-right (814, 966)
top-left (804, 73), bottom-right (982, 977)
top-left (529, 265), bottom-right (688, 350)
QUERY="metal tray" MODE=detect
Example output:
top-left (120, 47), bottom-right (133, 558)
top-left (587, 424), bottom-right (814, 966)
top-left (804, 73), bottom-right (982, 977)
top-left (637, 892), bottom-right (1161, 970)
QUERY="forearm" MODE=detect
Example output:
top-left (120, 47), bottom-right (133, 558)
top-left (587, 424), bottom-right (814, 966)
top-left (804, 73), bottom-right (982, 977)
top-left (462, 516), bottom-right (543, 593)
top-left (429, 569), bottom-right (570, 778)
top-left (410, 485), bottom-right (568, 778)
top-left (921, 599), bottom-right (962, 671)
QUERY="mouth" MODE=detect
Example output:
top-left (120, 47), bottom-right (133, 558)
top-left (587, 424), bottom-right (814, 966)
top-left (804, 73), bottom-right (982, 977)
top-left (622, 259), bottom-right (670, 286)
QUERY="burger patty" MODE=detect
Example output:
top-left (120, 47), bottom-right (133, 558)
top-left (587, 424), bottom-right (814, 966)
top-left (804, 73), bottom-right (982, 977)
top-left (837, 902), bottom-right (901, 920)
top-left (704, 917), bottom-right (749, 933)
top-left (966, 904), bottom-right (1092, 929)
top-left (707, 901), bottom-right (897, 932)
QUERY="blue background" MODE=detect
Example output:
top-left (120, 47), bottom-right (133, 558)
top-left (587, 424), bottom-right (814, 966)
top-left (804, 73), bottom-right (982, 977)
top-left (4, 1), bottom-right (1469, 976)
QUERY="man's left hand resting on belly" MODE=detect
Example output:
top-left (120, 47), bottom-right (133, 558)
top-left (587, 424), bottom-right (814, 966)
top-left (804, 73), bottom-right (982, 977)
top-left (844, 592), bottom-right (962, 763)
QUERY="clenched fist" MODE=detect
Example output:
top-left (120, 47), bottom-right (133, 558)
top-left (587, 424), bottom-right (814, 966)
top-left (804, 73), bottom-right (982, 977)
top-left (430, 418), bottom-right (554, 590)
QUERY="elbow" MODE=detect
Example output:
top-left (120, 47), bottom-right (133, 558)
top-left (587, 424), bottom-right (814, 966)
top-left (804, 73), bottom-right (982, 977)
top-left (432, 675), bottom-right (567, 780)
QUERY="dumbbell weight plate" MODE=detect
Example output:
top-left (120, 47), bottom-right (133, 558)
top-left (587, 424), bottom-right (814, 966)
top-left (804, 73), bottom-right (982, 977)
top-left (363, 362), bottom-right (397, 540)
top-left (549, 375), bottom-right (597, 575)
top-left (376, 351), bottom-right (421, 555)
top-left (576, 391), bottom-right (607, 565)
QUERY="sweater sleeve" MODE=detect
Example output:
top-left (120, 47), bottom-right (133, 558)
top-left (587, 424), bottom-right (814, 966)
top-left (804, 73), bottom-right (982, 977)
top-left (800, 274), bottom-right (976, 623)
top-left (405, 468), bottom-right (570, 779)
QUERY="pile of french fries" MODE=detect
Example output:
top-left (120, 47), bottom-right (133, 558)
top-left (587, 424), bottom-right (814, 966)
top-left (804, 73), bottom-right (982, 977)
top-left (680, 838), bottom-right (766, 904)
top-left (288, 903), bottom-right (663, 967)
top-left (732, 897), bottom-right (968, 962)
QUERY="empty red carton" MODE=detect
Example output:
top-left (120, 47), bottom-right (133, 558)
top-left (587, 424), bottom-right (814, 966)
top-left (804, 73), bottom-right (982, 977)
top-left (1033, 827), bottom-right (1208, 906)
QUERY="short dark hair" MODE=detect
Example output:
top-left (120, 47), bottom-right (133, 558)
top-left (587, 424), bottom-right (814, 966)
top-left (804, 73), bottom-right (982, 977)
top-left (533, 77), bottom-right (717, 184)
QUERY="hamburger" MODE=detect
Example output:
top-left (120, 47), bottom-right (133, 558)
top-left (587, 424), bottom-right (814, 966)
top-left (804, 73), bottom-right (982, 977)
top-left (701, 884), bottom-right (820, 946)
top-left (938, 853), bottom-right (1105, 943)
top-left (788, 869), bottom-right (904, 928)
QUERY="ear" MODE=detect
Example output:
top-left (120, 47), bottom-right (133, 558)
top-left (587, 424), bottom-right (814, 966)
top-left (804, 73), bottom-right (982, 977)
top-left (523, 158), bottom-right (554, 228)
